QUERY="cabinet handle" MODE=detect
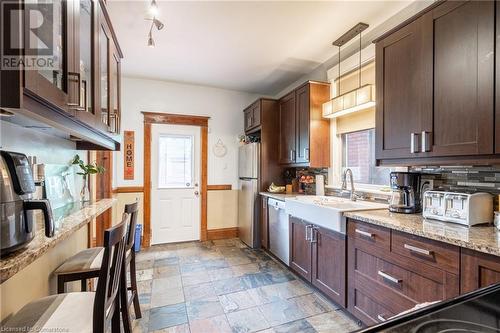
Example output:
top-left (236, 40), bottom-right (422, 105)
top-left (355, 229), bottom-right (374, 238)
top-left (378, 270), bottom-right (402, 284)
top-left (310, 227), bottom-right (318, 244)
top-left (421, 131), bottom-right (431, 152)
top-left (377, 314), bottom-right (387, 322)
top-left (305, 225), bottom-right (311, 241)
top-left (404, 243), bottom-right (433, 256)
top-left (289, 149), bottom-right (296, 162)
top-left (67, 71), bottom-right (84, 111)
top-left (410, 132), bottom-right (420, 153)
top-left (304, 148), bottom-right (309, 160)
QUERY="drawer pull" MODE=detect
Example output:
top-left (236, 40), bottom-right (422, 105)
top-left (404, 243), bottom-right (433, 256)
top-left (378, 270), bottom-right (402, 284)
top-left (377, 314), bottom-right (387, 322)
top-left (355, 229), bottom-right (374, 238)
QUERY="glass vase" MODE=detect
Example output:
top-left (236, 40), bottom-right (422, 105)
top-left (80, 175), bottom-right (90, 202)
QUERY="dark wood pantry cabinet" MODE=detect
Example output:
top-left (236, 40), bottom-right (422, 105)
top-left (289, 216), bottom-right (346, 307)
top-left (0, 0), bottom-right (122, 150)
top-left (278, 81), bottom-right (330, 168)
top-left (375, 0), bottom-right (496, 164)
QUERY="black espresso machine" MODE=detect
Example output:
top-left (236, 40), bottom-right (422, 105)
top-left (0, 150), bottom-right (54, 256)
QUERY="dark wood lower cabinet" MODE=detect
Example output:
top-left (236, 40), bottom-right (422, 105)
top-left (311, 226), bottom-right (346, 307)
top-left (461, 248), bottom-right (500, 293)
top-left (289, 216), bottom-right (346, 306)
top-left (289, 217), bottom-right (312, 280)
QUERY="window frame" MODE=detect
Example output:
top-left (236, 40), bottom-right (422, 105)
top-left (157, 134), bottom-right (195, 189)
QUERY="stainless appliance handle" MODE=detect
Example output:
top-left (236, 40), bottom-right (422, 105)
top-left (404, 243), bottom-right (433, 256)
top-left (378, 270), bottom-right (402, 284)
top-left (355, 229), bottom-right (374, 238)
top-left (421, 131), bottom-right (431, 152)
top-left (410, 133), bottom-right (419, 154)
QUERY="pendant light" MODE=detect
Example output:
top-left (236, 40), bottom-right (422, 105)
top-left (146, 0), bottom-right (165, 47)
top-left (322, 23), bottom-right (375, 119)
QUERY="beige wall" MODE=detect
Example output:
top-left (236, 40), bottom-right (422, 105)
top-left (0, 227), bottom-right (88, 321)
top-left (111, 192), bottom-right (144, 227)
top-left (207, 190), bottom-right (238, 230)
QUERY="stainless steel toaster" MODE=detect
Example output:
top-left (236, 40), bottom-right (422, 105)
top-left (422, 190), bottom-right (493, 226)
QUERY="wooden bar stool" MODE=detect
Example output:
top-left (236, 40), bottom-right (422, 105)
top-left (54, 202), bottom-right (141, 332)
top-left (2, 214), bottom-right (129, 333)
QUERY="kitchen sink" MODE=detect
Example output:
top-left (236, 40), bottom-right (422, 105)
top-left (285, 196), bottom-right (388, 234)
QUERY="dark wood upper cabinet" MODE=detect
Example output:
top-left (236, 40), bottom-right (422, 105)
top-left (495, 0), bottom-right (500, 154)
top-left (278, 81), bottom-right (330, 167)
top-left (461, 248), bottom-right (500, 294)
top-left (375, 15), bottom-right (432, 160)
top-left (289, 216), bottom-right (312, 281)
top-left (375, 0), bottom-right (496, 163)
top-left (278, 91), bottom-right (297, 164)
top-left (0, 0), bottom-right (122, 150)
top-left (243, 100), bottom-right (261, 134)
top-left (430, 0), bottom-right (494, 156)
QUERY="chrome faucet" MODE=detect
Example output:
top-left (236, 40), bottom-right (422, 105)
top-left (341, 168), bottom-right (357, 201)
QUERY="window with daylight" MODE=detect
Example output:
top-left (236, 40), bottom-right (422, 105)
top-left (158, 135), bottom-right (194, 188)
top-left (341, 129), bottom-right (392, 186)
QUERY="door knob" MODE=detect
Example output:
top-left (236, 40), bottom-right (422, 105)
top-left (194, 191), bottom-right (199, 196)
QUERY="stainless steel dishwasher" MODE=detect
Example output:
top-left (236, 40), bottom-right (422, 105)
top-left (268, 198), bottom-right (289, 265)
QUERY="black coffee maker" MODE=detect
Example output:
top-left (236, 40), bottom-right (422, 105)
top-left (1, 151), bottom-right (54, 256)
top-left (389, 172), bottom-right (422, 214)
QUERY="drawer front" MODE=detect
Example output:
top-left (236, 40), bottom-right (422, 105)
top-left (391, 231), bottom-right (460, 274)
top-left (350, 287), bottom-right (396, 325)
top-left (353, 247), bottom-right (453, 305)
top-left (348, 220), bottom-right (391, 251)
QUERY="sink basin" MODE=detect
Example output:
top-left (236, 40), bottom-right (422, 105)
top-left (285, 196), bottom-right (387, 234)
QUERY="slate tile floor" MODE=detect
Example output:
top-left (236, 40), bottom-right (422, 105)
top-left (131, 238), bottom-right (360, 333)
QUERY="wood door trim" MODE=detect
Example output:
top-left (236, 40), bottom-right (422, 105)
top-left (207, 227), bottom-right (239, 240)
top-left (207, 184), bottom-right (232, 191)
top-left (143, 112), bottom-right (210, 247)
top-left (112, 186), bottom-right (144, 193)
top-left (142, 112), bottom-right (210, 127)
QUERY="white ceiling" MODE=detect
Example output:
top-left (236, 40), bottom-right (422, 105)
top-left (107, 1), bottom-right (411, 95)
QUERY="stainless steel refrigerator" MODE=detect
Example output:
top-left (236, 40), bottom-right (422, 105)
top-left (238, 143), bottom-right (260, 248)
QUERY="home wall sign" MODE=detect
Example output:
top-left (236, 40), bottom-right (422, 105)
top-left (124, 131), bottom-right (135, 180)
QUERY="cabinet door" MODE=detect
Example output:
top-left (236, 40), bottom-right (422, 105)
top-left (74, 0), bottom-right (96, 125)
top-left (252, 102), bottom-right (261, 128)
top-left (295, 84), bottom-right (310, 163)
top-left (429, 1), bottom-right (494, 156)
top-left (289, 216), bottom-right (312, 280)
top-left (279, 92), bottom-right (296, 164)
top-left (97, 9), bottom-right (111, 132)
top-left (375, 15), bottom-right (433, 160)
top-left (461, 248), bottom-right (500, 294)
top-left (109, 44), bottom-right (121, 133)
top-left (23, 0), bottom-right (73, 115)
top-left (244, 107), bottom-right (253, 132)
top-left (312, 226), bottom-right (346, 307)
top-left (261, 197), bottom-right (268, 249)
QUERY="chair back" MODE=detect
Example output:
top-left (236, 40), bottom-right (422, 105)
top-left (124, 201), bottom-right (139, 252)
top-left (93, 213), bottom-right (129, 332)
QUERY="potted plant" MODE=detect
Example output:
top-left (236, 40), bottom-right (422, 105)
top-left (71, 155), bottom-right (105, 202)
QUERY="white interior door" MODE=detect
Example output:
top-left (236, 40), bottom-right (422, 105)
top-left (151, 124), bottom-right (201, 244)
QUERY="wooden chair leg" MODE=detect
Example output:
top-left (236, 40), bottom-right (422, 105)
top-left (129, 252), bottom-right (142, 319)
top-left (111, 299), bottom-right (122, 333)
top-left (121, 261), bottom-right (133, 333)
top-left (57, 276), bottom-right (65, 294)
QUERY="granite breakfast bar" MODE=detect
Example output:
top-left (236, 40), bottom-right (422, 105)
top-left (0, 198), bottom-right (116, 320)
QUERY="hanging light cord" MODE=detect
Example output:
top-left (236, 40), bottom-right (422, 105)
top-left (338, 45), bottom-right (341, 96)
top-left (358, 31), bottom-right (362, 88)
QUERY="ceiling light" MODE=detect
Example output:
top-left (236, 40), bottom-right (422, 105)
top-left (152, 18), bottom-right (164, 30)
top-left (323, 23), bottom-right (375, 119)
top-left (149, 0), bottom-right (159, 16)
top-left (147, 32), bottom-right (155, 48)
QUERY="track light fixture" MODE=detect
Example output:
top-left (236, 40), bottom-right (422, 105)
top-left (146, 0), bottom-right (164, 47)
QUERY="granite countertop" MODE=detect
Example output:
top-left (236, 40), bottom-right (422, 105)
top-left (259, 192), bottom-right (306, 201)
top-left (0, 198), bottom-right (116, 284)
top-left (344, 209), bottom-right (500, 257)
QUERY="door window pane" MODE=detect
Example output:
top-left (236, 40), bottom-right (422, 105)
top-left (341, 129), bottom-right (393, 186)
top-left (158, 135), bottom-right (194, 188)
